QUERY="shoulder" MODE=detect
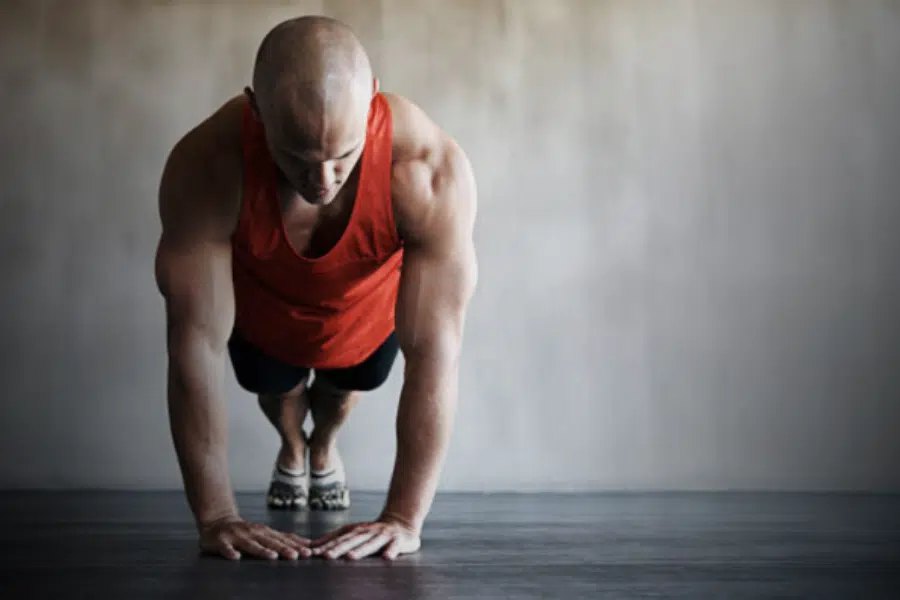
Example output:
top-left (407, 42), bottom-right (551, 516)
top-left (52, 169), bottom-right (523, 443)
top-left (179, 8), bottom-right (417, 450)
top-left (158, 94), bottom-right (246, 244)
top-left (382, 92), bottom-right (477, 247)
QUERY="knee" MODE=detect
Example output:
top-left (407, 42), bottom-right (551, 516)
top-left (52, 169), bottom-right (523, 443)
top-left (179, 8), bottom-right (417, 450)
top-left (315, 368), bottom-right (390, 394)
top-left (257, 378), bottom-right (308, 407)
top-left (238, 373), bottom-right (303, 398)
top-left (308, 378), bottom-right (355, 410)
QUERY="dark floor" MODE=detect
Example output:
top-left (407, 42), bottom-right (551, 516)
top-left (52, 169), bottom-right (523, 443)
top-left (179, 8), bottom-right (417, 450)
top-left (1, 491), bottom-right (898, 599)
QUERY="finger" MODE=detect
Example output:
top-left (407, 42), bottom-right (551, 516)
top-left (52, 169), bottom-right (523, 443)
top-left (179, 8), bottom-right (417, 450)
top-left (217, 541), bottom-right (242, 561)
top-left (255, 532), bottom-right (304, 560)
top-left (246, 526), bottom-right (303, 558)
top-left (279, 532), bottom-right (312, 557)
top-left (266, 531), bottom-right (310, 556)
top-left (312, 529), bottom-right (366, 555)
top-left (200, 536), bottom-right (240, 560)
top-left (235, 537), bottom-right (279, 560)
top-left (260, 535), bottom-right (300, 560)
top-left (347, 533), bottom-right (392, 561)
top-left (382, 537), bottom-right (402, 561)
top-left (265, 530), bottom-right (311, 554)
top-left (324, 531), bottom-right (377, 560)
top-left (314, 532), bottom-right (367, 556)
top-left (311, 525), bottom-right (354, 547)
top-left (283, 532), bottom-right (311, 548)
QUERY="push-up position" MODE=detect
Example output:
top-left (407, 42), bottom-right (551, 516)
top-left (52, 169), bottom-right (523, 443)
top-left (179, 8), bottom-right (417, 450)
top-left (154, 15), bottom-right (477, 560)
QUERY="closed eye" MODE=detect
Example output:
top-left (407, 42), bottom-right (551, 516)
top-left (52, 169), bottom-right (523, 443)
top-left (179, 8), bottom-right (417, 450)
top-left (284, 140), bottom-right (362, 164)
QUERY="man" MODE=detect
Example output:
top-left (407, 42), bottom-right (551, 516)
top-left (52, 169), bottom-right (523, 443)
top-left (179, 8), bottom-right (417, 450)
top-left (154, 15), bottom-right (477, 561)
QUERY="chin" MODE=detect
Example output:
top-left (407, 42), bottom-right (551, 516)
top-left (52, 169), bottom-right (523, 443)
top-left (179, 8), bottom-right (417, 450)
top-left (317, 187), bottom-right (343, 205)
top-left (295, 185), bottom-right (333, 205)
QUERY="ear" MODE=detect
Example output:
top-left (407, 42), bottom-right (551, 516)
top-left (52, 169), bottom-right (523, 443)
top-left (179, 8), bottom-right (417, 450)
top-left (243, 86), bottom-right (261, 119)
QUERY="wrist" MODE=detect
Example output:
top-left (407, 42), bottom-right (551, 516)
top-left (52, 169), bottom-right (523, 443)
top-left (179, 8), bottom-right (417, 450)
top-left (378, 509), bottom-right (422, 536)
top-left (197, 510), bottom-right (241, 532)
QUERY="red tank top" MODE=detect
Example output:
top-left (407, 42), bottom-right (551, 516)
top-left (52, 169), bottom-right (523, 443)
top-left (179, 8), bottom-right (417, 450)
top-left (231, 92), bottom-right (403, 369)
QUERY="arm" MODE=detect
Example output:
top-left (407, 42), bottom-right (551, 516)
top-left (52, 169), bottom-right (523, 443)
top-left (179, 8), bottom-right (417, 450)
top-left (380, 135), bottom-right (478, 535)
top-left (154, 127), bottom-right (240, 530)
top-left (307, 96), bottom-right (477, 561)
top-left (156, 103), bottom-right (310, 561)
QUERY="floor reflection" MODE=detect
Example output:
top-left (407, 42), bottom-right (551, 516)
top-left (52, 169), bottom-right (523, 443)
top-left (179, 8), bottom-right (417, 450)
top-left (168, 552), bottom-right (450, 600)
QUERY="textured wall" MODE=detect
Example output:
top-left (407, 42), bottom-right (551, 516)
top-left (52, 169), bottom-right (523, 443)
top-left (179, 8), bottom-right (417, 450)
top-left (1, 0), bottom-right (899, 492)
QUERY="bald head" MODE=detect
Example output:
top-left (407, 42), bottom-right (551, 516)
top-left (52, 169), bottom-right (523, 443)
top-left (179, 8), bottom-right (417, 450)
top-left (248, 16), bottom-right (376, 204)
top-left (252, 16), bottom-right (372, 114)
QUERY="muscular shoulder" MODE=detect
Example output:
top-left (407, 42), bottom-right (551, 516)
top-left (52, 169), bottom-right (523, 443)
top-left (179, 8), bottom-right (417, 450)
top-left (383, 92), bottom-right (476, 248)
top-left (158, 95), bottom-right (246, 245)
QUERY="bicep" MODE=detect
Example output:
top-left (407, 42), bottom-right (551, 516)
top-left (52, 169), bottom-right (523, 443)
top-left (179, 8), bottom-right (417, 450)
top-left (156, 236), bottom-right (235, 355)
top-left (394, 145), bottom-right (478, 359)
top-left (155, 135), bottom-right (238, 361)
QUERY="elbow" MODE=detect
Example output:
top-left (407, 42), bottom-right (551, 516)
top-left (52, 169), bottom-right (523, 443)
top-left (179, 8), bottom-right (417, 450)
top-left (400, 330), bottom-right (463, 377)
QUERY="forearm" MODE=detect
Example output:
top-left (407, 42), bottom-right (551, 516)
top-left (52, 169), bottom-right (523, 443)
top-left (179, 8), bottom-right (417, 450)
top-left (167, 338), bottom-right (237, 529)
top-left (380, 352), bottom-right (459, 534)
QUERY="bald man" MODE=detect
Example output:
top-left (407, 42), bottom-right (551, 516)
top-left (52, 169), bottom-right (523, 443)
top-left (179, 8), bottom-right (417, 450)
top-left (154, 16), bottom-right (477, 561)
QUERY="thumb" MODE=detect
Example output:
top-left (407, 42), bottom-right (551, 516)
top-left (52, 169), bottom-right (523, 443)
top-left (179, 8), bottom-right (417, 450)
top-left (222, 544), bottom-right (242, 560)
top-left (382, 537), bottom-right (401, 561)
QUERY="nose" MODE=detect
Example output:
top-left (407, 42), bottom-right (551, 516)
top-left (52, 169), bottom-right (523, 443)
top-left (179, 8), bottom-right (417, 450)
top-left (308, 161), bottom-right (336, 190)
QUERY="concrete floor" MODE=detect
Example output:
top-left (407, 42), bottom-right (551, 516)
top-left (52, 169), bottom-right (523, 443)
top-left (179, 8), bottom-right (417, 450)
top-left (1, 491), bottom-right (898, 599)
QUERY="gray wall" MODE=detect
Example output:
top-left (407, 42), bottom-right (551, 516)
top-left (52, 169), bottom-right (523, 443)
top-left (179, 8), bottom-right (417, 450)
top-left (1, 0), bottom-right (899, 493)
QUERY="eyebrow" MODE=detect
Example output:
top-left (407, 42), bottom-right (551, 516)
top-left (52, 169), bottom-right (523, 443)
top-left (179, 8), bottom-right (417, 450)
top-left (284, 139), bottom-right (362, 162)
top-left (334, 142), bottom-right (362, 159)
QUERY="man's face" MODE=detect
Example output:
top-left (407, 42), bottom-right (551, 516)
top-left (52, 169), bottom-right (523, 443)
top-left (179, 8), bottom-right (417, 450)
top-left (258, 83), bottom-right (370, 206)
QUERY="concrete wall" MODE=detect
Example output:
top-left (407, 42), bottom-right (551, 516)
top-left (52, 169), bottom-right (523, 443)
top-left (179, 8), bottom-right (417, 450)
top-left (1, 0), bottom-right (899, 493)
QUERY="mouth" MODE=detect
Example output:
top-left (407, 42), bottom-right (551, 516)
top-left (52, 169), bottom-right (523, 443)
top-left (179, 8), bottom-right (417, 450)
top-left (296, 184), bottom-right (329, 201)
top-left (309, 182), bottom-right (342, 200)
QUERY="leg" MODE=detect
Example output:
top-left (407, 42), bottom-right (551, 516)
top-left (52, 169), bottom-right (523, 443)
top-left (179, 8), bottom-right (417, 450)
top-left (258, 381), bottom-right (309, 474)
top-left (257, 383), bottom-right (311, 509)
top-left (227, 330), bottom-right (312, 509)
top-left (305, 379), bottom-right (357, 510)
top-left (306, 332), bottom-right (400, 510)
top-left (307, 380), bottom-right (359, 473)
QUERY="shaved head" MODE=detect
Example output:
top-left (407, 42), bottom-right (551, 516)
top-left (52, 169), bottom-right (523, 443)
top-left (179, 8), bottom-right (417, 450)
top-left (248, 16), bottom-right (376, 204)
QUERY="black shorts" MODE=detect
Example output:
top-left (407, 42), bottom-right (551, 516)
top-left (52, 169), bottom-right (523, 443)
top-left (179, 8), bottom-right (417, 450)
top-left (227, 330), bottom-right (399, 395)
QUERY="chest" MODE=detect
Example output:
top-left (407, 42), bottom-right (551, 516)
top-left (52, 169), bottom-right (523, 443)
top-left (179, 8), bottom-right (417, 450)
top-left (280, 186), bottom-right (356, 260)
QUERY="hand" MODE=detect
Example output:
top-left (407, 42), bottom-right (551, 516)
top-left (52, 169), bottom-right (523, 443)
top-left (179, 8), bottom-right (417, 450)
top-left (199, 515), bottom-right (311, 560)
top-left (309, 517), bottom-right (421, 561)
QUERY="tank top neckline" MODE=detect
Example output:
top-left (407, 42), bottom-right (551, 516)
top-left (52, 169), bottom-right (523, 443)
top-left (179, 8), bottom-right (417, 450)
top-left (270, 163), bottom-right (365, 264)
